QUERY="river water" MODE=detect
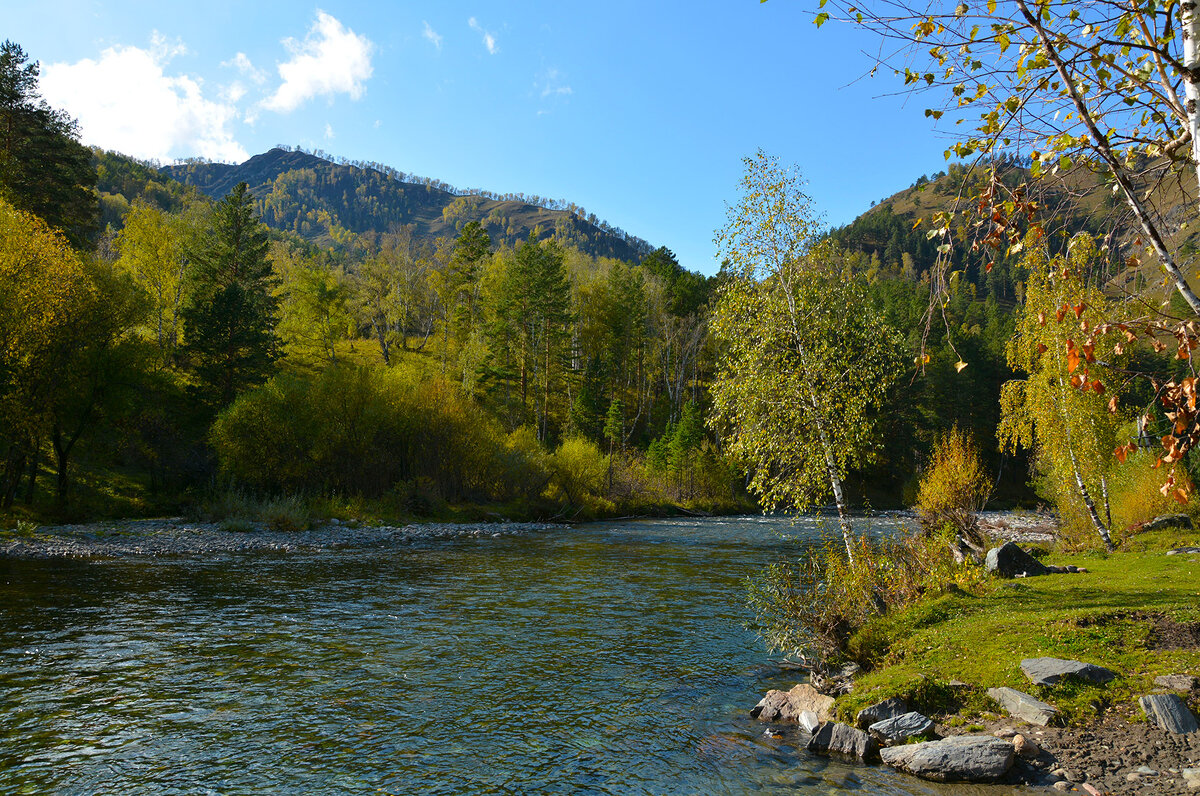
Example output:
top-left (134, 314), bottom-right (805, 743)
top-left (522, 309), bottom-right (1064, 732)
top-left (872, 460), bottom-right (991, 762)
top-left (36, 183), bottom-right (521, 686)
top-left (0, 516), bottom-right (1026, 795)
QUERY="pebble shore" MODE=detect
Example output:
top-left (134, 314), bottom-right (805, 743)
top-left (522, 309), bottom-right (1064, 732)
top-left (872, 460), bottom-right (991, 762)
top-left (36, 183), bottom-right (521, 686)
top-left (0, 518), bottom-right (565, 559)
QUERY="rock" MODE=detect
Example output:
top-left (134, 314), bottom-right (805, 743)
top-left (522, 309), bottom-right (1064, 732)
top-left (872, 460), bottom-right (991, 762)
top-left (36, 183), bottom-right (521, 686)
top-left (993, 728), bottom-right (1017, 739)
top-left (988, 686), bottom-right (1060, 726)
top-left (1168, 547), bottom-right (1200, 555)
top-left (1142, 513), bottom-right (1194, 532)
top-left (1021, 657), bottom-right (1117, 687)
top-left (1052, 781), bottom-right (1071, 792)
top-left (805, 721), bottom-right (878, 761)
top-left (751, 683), bottom-right (835, 723)
top-left (797, 710), bottom-right (821, 733)
top-left (879, 735), bottom-right (1015, 782)
top-left (985, 542), bottom-right (1049, 578)
top-left (1012, 733), bottom-right (1039, 758)
top-left (1139, 693), bottom-right (1199, 734)
top-left (1156, 674), bottom-right (1199, 692)
top-left (854, 696), bottom-right (909, 729)
top-left (1135, 765), bottom-right (1157, 775)
top-left (868, 711), bottom-right (936, 745)
top-left (1183, 767), bottom-right (1200, 781)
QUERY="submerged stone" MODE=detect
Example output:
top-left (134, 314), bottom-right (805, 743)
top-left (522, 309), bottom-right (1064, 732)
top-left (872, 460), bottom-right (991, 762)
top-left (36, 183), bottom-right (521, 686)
top-left (751, 683), bottom-right (835, 723)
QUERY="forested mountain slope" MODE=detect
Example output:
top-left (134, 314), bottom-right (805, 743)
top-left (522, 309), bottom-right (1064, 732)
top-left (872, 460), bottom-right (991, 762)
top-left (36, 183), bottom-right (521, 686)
top-left (160, 148), bottom-right (654, 261)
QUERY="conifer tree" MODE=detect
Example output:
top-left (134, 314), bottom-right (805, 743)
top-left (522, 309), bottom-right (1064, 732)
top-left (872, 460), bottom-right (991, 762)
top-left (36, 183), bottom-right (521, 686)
top-left (180, 182), bottom-right (278, 408)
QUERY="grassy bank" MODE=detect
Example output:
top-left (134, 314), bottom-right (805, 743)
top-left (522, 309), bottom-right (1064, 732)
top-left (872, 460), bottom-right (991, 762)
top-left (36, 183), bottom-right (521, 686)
top-left (836, 527), bottom-right (1200, 725)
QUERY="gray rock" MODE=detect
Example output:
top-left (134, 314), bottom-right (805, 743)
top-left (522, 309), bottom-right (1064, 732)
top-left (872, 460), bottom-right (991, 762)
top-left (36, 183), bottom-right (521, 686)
top-left (1139, 693), bottom-right (1199, 734)
top-left (1142, 514), bottom-right (1194, 532)
top-left (1155, 674), bottom-right (1199, 692)
top-left (868, 711), bottom-right (936, 745)
top-left (751, 683), bottom-right (835, 723)
top-left (988, 686), bottom-right (1060, 726)
top-left (806, 721), bottom-right (878, 761)
top-left (1168, 547), bottom-right (1200, 555)
top-left (855, 696), bottom-right (909, 729)
top-left (985, 542), bottom-right (1049, 578)
top-left (797, 710), bottom-right (821, 733)
top-left (1021, 657), bottom-right (1117, 687)
top-left (880, 735), bottom-right (1015, 782)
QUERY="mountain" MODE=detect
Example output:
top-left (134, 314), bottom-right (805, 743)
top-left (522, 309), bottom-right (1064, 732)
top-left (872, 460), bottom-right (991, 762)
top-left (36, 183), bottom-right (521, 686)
top-left (160, 148), bottom-right (654, 261)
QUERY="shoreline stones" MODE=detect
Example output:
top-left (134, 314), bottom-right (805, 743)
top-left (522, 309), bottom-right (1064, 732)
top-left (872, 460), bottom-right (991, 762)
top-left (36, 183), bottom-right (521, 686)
top-left (880, 735), bottom-right (1015, 782)
top-left (988, 686), bottom-right (1060, 726)
top-left (1155, 674), bottom-right (1199, 692)
top-left (868, 711), bottom-right (936, 745)
top-left (806, 721), bottom-right (878, 761)
top-left (855, 696), bottom-right (909, 729)
top-left (750, 683), bottom-right (835, 723)
top-left (1139, 693), bottom-right (1200, 734)
top-left (1021, 657), bottom-right (1117, 688)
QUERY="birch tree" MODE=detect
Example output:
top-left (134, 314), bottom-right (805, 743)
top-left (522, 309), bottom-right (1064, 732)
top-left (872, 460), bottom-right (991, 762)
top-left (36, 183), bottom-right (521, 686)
top-left (999, 234), bottom-right (1125, 549)
top-left (711, 151), bottom-right (905, 559)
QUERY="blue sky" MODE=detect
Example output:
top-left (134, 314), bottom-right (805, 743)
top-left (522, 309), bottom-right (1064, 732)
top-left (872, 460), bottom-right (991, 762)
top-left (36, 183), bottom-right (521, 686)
top-left (6, 1), bottom-right (954, 273)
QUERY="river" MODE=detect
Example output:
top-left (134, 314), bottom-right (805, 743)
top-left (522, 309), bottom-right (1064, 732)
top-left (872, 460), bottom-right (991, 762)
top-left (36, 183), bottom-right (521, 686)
top-left (0, 515), bottom-right (1027, 794)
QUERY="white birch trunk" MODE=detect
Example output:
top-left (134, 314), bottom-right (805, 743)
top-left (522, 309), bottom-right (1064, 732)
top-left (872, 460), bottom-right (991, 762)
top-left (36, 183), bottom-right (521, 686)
top-left (1184, 1), bottom-right (1200, 206)
top-left (817, 424), bottom-right (856, 562)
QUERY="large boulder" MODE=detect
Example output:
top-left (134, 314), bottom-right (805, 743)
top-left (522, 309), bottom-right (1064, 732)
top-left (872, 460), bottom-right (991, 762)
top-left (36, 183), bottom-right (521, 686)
top-left (855, 696), bottom-right (909, 729)
top-left (1139, 693), bottom-right (1199, 734)
top-left (868, 711), bottom-right (936, 746)
top-left (750, 683), bottom-right (835, 723)
top-left (987, 687), bottom-right (1060, 726)
top-left (880, 735), bottom-right (1015, 782)
top-left (1020, 657), bottom-right (1117, 687)
top-left (806, 721), bottom-right (878, 761)
top-left (985, 542), bottom-right (1049, 578)
top-left (1141, 513), bottom-right (1194, 532)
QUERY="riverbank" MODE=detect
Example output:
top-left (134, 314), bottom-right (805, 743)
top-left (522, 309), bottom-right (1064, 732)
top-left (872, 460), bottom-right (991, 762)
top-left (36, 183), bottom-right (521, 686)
top-left (0, 518), bottom-right (566, 559)
top-left (759, 520), bottom-right (1200, 794)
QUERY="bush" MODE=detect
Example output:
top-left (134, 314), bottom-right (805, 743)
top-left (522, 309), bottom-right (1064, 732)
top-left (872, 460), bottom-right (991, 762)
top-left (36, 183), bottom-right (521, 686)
top-left (747, 528), bottom-right (988, 673)
top-left (915, 427), bottom-right (991, 560)
top-left (1109, 450), bottom-right (1193, 536)
top-left (547, 435), bottom-right (608, 509)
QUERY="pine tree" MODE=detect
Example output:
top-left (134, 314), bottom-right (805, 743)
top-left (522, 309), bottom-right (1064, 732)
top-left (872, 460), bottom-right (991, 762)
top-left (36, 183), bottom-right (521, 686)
top-left (180, 182), bottom-right (278, 408)
top-left (0, 41), bottom-right (97, 246)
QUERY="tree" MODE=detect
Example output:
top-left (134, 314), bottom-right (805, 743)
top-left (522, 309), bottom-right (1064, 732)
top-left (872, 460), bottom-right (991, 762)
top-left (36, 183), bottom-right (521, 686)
top-left (710, 151), bottom-right (905, 559)
top-left (0, 40), bottom-right (96, 245)
top-left (806, 1), bottom-right (1200, 313)
top-left (999, 234), bottom-right (1124, 549)
top-left (180, 182), bottom-right (278, 408)
top-left (115, 199), bottom-right (201, 365)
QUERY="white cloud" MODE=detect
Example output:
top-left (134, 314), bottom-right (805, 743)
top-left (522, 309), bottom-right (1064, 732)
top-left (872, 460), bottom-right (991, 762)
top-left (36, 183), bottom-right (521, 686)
top-left (468, 17), bottom-right (498, 55)
top-left (538, 67), bottom-right (572, 98)
top-left (262, 11), bottom-right (374, 113)
top-left (324, 122), bottom-right (335, 139)
top-left (40, 34), bottom-right (247, 163)
top-left (422, 21), bottom-right (442, 50)
top-left (223, 52), bottom-right (267, 84)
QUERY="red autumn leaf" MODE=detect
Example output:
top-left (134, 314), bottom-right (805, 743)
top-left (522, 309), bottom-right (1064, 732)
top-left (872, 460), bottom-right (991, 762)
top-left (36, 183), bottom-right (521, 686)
top-left (1070, 374), bottom-right (1084, 388)
top-left (1174, 488), bottom-right (1189, 505)
top-left (1107, 396), bottom-right (1119, 413)
top-left (1092, 380), bottom-right (1105, 395)
top-left (1037, 343), bottom-right (1048, 354)
top-left (1037, 311), bottom-right (1046, 325)
top-left (1067, 350), bottom-right (1081, 374)
top-left (1074, 302), bottom-right (1086, 318)
top-left (1114, 445), bottom-right (1128, 463)
top-left (1179, 345), bottom-right (1191, 360)
top-left (986, 261), bottom-right (994, 272)
top-left (1082, 342), bottom-right (1095, 362)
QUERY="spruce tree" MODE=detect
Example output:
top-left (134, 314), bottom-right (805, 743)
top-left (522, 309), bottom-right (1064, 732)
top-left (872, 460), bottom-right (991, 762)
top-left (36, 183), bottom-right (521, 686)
top-left (180, 182), bottom-right (278, 408)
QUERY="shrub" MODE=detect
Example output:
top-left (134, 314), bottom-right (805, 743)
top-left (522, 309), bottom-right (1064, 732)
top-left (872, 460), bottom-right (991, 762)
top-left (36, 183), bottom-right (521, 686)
top-left (915, 426), bottom-right (991, 560)
top-left (547, 435), bottom-right (608, 509)
top-left (747, 527), bottom-right (988, 673)
top-left (1109, 450), bottom-right (1192, 537)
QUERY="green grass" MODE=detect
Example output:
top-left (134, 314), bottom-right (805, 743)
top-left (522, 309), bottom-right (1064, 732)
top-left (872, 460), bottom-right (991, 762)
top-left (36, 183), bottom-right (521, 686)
top-left (839, 543), bottom-right (1200, 725)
